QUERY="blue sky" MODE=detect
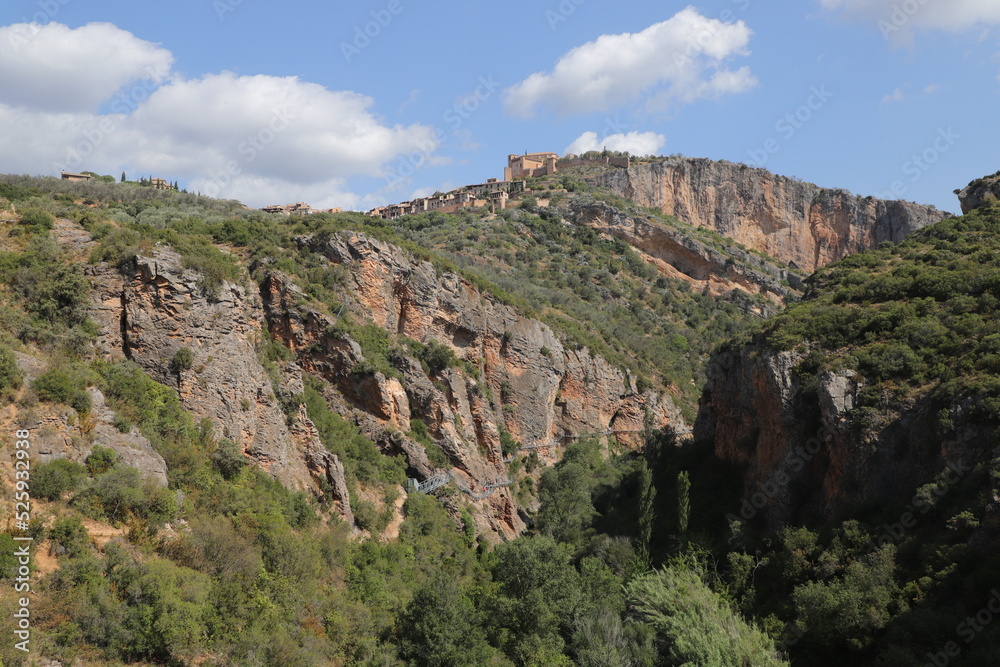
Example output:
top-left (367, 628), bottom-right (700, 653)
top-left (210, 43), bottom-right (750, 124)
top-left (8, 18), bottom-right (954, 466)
top-left (1, 0), bottom-right (998, 213)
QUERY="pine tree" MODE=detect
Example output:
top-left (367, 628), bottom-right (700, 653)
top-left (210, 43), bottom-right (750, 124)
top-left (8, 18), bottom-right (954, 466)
top-left (638, 461), bottom-right (655, 553)
top-left (121, 171), bottom-right (126, 183)
top-left (677, 471), bottom-right (691, 540)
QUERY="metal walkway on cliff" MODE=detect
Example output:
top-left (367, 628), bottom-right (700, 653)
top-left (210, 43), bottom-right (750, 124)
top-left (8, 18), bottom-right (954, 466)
top-left (408, 472), bottom-right (513, 500)
top-left (410, 472), bottom-right (451, 494)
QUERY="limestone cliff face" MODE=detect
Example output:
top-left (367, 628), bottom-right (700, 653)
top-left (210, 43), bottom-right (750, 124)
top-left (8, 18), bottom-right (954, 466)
top-left (88, 247), bottom-right (353, 523)
top-left (958, 172), bottom-right (1000, 214)
top-left (695, 340), bottom-right (990, 530)
top-left (568, 199), bottom-right (803, 306)
top-left (599, 158), bottom-right (949, 273)
top-left (307, 231), bottom-right (682, 442)
top-left (261, 231), bottom-right (685, 538)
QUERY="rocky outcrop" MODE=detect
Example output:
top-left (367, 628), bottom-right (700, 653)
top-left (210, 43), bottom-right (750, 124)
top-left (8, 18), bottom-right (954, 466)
top-left (85, 388), bottom-right (170, 487)
top-left (262, 270), bottom-right (525, 538)
top-left (260, 232), bottom-right (686, 538)
top-left (27, 388), bottom-right (169, 488)
top-left (14, 352), bottom-right (169, 487)
top-left (957, 171), bottom-right (1000, 214)
top-left (599, 158), bottom-right (949, 273)
top-left (301, 231), bottom-right (683, 444)
top-left (568, 200), bottom-right (802, 305)
top-left (87, 246), bottom-right (352, 521)
top-left (696, 340), bottom-right (989, 530)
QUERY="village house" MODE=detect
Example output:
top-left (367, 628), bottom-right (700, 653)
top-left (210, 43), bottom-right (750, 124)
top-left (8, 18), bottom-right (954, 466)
top-left (149, 178), bottom-right (177, 190)
top-left (367, 151), bottom-right (566, 221)
top-left (260, 202), bottom-right (341, 216)
top-left (61, 171), bottom-right (92, 182)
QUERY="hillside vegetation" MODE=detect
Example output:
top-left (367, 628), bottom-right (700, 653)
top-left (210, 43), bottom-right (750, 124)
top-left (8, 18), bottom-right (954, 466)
top-left (0, 173), bottom-right (776, 665)
top-left (1, 169), bottom-right (994, 665)
top-left (672, 198), bottom-right (1000, 665)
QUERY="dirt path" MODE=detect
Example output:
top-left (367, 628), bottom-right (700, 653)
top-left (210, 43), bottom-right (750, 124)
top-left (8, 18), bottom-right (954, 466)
top-left (34, 540), bottom-right (60, 578)
top-left (81, 517), bottom-right (126, 548)
top-left (381, 488), bottom-right (407, 541)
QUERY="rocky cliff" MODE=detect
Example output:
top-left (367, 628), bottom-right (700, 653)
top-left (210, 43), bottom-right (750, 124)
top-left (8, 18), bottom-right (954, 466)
top-left (87, 246), bottom-right (354, 524)
top-left (567, 199), bottom-right (803, 306)
top-left (692, 185), bottom-right (1000, 533)
top-left (598, 157), bottom-right (949, 273)
top-left (694, 339), bottom-right (994, 531)
top-left (958, 171), bottom-right (1000, 213)
top-left (261, 231), bottom-right (684, 538)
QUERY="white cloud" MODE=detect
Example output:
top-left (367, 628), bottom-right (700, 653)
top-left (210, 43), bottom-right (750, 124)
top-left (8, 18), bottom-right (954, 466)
top-left (0, 22), bottom-right (439, 208)
top-left (564, 131), bottom-right (666, 156)
top-left (503, 7), bottom-right (757, 118)
top-left (880, 86), bottom-right (907, 104)
top-left (879, 82), bottom-right (941, 105)
top-left (0, 22), bottom-right (173, 112)
top-left (820, 0), bottom-right (1000, 46)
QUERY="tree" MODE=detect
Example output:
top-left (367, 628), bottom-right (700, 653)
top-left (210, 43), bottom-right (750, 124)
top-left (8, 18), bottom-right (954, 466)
top-left (792, 545), bottom-right (899, 652)
top-left (637, 461), bottom-right (655, 552)
top-left (171, 348), bottom-right (194, 385)
top-left (676, 471), bottom-right (691, 540)
top-left (109, 555), bottom-right (211, 662)
top-left (535, 439), bottom-right (618, 547)
top-left (397, 575), bottom-right (503, 666)
top-left (121, 171), bottom-right (126, 183)
top-left (484, 536), bottom-right (584, 663)
top-left (626, 562), bottom-right (788, 666)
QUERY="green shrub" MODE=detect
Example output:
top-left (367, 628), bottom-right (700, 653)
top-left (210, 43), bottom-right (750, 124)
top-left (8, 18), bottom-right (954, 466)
top-left (89, 227), bottom-right (142, 267)
top-left (499, 429), bottom-right (520, 457)
top-left (410, 418), bottom-right (450, 468)
top-left (303, 374), bottom-right (406, 485)
top-left (420, 339), bottom-right (459, 375)
top-left (85, 446), bottom-right (119, 475)
top-left (18, 207), bottom-right (54, 232)
top-left (49, 515), bottom-right (91, 558)
top-left (626, 561), bottom-right (788, 666)
top-left (9, 238), bottom-right (92, 331)
top-left (183, 246), bottom-right (237, 299)
top-left (211, 439), bottom-right (246, 480)
top-left (353, 499), bottom-right (382, 533)
top-left (0, 182), bottom-right (42, 202)
top-left (33, 364), bottom-right (93, 413)
top-left (0, 342), bottom-right (23, 396)
top-left (74, 466), bottom-right (174, 525)
top-left (171, 347), bottom-right (194, 373)
top-left (0, 533), bottom-right (20, 580)
top-left (32, 458), bottom-right (87, 501)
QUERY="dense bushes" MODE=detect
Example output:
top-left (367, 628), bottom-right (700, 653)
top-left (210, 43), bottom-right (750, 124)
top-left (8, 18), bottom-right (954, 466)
top-left (73, 466), bottom-right (175, 525)
top-left (0, 237), bottom-right (95, 347)
top-left (18, 207), bottom-right (55, 233)
top-left (33, 459), bottom-right (87, 501)
top-left (0, 340), bottom-right (23, 397)
top-left (758, 204), bottom-right (1000, 420)
top-left (626, 562), bottom-right (788, 666)
top-left (33, 362), bottom-right (94, 413)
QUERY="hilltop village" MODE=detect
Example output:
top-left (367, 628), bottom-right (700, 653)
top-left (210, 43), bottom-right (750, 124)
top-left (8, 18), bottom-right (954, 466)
top-left (366, 151), bottom-right (630, 220)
